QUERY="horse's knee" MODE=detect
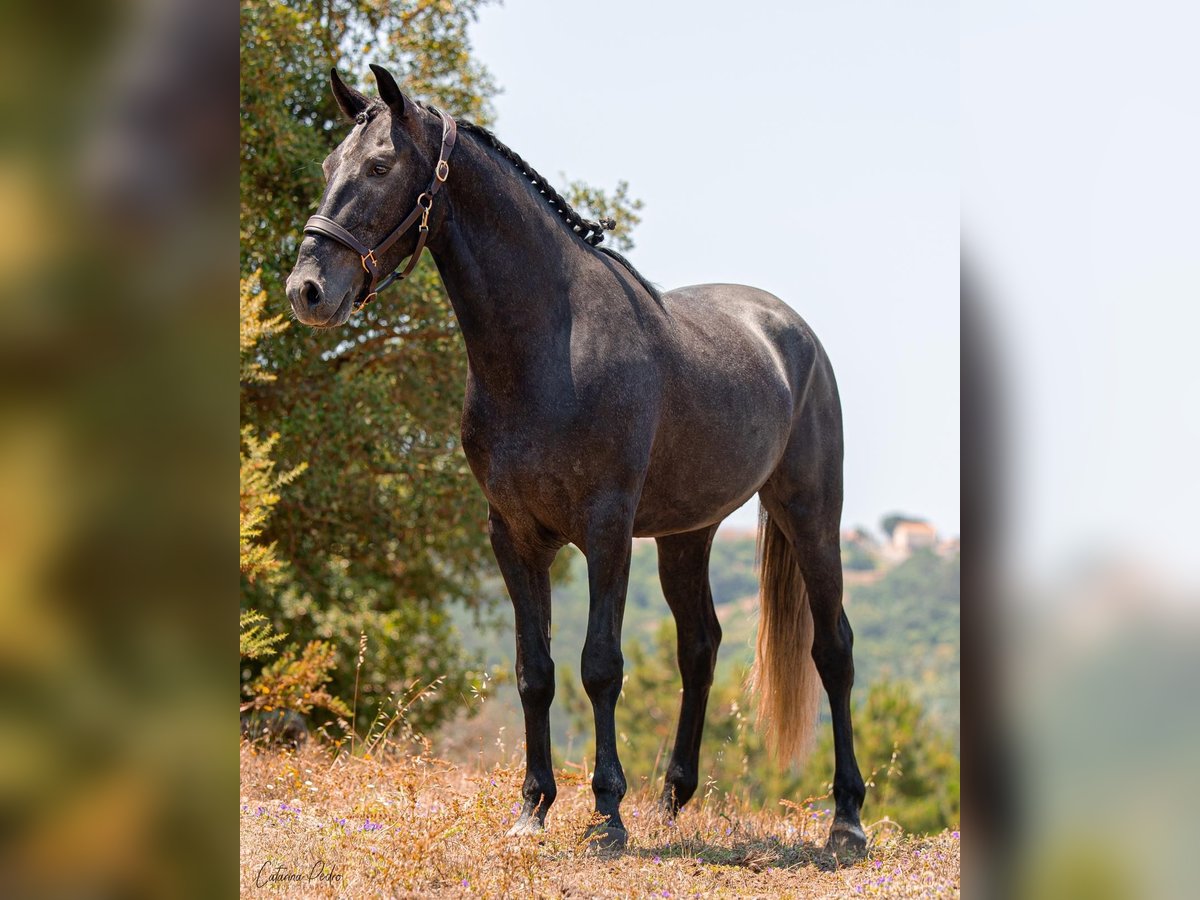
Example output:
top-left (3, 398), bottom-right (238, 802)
top-left (517, 655), bottom-right (555, 708)
top-left (581, 646), bottom-right (623, 703)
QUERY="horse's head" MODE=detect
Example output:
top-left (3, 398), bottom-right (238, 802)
top-left (286, 65), bottom-right (444, 327)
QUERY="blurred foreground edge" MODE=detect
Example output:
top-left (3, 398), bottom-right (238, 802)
top-left (1, 0), bottom-right (238, 897)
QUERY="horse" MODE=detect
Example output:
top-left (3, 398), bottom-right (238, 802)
top-left (286, 64), bottom-right (867, 857)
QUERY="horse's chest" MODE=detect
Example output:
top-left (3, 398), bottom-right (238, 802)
top-left (462, 412), bottom-right (583, 496)
top-left (460, 398), bottom-right (643, 527)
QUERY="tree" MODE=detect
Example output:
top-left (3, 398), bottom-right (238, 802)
top-left (239, 0), bottom-right (644, 734)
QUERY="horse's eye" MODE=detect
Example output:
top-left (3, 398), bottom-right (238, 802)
top-left (371, 163), bottom-right (390, 176)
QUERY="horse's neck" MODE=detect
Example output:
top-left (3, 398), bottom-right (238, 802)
top-left (429, 134), bottom-right (586, 394)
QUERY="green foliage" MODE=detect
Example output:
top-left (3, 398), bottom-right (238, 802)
top-left (239, 269), bottom-right (307, 586)
top-left (564, 180), bottom-right (643, 253)
top-left (244, 640), bottom-right (353, 721)
top-left (848, 549), bottom-right (960, 732)
top-left (239, 426), bottom-right (306, 585)
top-left (239, 609), bottom-right (285, 660)
top-left (707, 536), bottom-right (762, 605)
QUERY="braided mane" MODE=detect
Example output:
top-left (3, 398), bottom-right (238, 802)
top-left (416, 104), bottom-right (660, 300)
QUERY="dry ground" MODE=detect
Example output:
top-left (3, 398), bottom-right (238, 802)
top-left (240, 744), bottom-right (959, 898)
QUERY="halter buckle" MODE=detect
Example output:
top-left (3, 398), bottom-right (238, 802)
top-left (435, 160), bottom-right (450, 183)
top-left (361, 250), bottom-right (378, 274)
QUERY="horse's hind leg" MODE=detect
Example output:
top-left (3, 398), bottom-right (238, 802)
top-left (760, 462), bottom-right (867, 858)
top-left (488, 508), bottom-right (560, 836)
top-left (656, 525), bottom-right (721, 815)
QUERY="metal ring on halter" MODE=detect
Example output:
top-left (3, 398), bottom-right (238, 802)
top-left (435, 160), bottom-right (450, 182)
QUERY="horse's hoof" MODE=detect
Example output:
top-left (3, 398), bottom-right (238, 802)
top-left (506, 816), bottom-right (544, 838)
top-left (648, 800), bottom-right (677, 827)
top-left (656, 787), bottom-right (689, 821)
top-left (583, 822), bottom-right (628, 853)
top-left (826, 820), bottom-right (868, 863)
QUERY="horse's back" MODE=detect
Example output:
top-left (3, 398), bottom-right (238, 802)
top-left (659, 283), bottom-right (827, 411)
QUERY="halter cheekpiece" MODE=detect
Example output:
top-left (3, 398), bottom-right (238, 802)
top-left (303, 107), bottom-right (458, 310)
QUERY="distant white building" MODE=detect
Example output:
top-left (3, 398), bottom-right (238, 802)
top-left (892, 520), bottom-right (937, 554)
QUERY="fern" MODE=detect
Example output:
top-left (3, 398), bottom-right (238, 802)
top-left (240, 427), bottom-right (306, 584)
top-left (240, 609), bottom-right (285, 660)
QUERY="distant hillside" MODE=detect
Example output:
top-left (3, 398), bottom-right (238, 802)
top-left (446, 532), bottom-right (959, 758)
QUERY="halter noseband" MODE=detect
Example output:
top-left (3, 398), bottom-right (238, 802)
top-left (303, 107), bottom-right (458, 311)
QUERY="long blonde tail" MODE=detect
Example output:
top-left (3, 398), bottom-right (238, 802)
top-left (751, 506), bottom-right (823, 765)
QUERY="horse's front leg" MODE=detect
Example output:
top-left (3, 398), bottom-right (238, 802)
top-left (580, 499), bottom-right (636, 850)
top-left (488, 509), bottom-right (558, 836)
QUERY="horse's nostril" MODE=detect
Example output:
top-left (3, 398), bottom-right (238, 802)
top-left (302, 280), bottom-right (323, 308)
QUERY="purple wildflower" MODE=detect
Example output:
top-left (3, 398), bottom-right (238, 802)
top-left (653, 855), bottom-right (661, 864)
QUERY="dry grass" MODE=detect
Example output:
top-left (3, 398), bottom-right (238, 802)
top-left (240, 743), bottom-right (959, 898)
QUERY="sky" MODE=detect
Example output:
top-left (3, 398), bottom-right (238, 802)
top-left (962, 1), bottom-right (1200, 582)
top-left (469, 1), bottom-right (959, 537)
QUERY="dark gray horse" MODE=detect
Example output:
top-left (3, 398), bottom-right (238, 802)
top-left (286, 65), bottom-right (867, 857)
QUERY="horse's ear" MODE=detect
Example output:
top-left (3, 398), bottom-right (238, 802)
top-left (369, 63), bottom-right (408, 119)
top-left (330, 68), bottom-right (368, 121)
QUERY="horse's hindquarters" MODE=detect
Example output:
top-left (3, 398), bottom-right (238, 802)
top-left (631, 284), bottom-right (817, 536)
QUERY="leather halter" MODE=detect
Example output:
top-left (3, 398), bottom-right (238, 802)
top-left (304, 107), bottom-right (457, 310)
